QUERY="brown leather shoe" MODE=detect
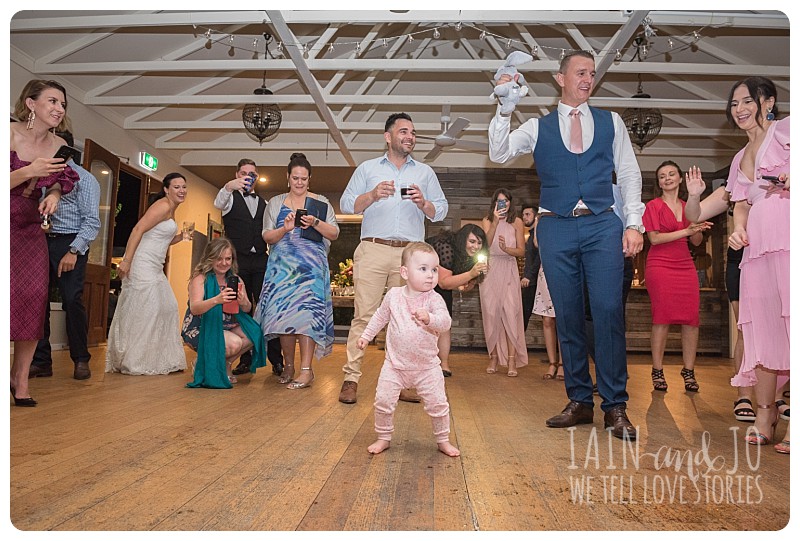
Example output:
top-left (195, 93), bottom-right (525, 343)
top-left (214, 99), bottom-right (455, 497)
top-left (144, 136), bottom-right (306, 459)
top-left (603, 404), bottom-right (637, 440)
top-left (545, 401), bottom-right (594, 428)
top-left (73, 361), bottom-right (91, 380)
top-left (28, 364), bottom-right (53, 378)
top-left (339, 381), bottom-right (358, 404)
top-left (399, 388), bottom-right (422, 403)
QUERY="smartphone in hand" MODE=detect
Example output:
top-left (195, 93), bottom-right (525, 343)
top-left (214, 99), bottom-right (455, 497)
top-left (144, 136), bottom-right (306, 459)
top-left (222, 275), bottom-right (240, 314)
top-left (294, 208), bottom-right (308, 227)
top-left (53, 145), bottom-right (79, 163)
top-left (763, 175), bottom-right (786, 187)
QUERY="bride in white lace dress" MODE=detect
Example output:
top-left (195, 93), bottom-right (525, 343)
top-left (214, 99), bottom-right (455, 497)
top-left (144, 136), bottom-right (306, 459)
top-left (106, 173), bottom-right (188, 375)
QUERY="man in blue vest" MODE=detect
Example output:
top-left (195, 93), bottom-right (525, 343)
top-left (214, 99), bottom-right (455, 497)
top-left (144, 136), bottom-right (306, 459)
top-left (489, 51), bottom-right (645, 440)
top-left (214, 159), bottom-right (284, 376)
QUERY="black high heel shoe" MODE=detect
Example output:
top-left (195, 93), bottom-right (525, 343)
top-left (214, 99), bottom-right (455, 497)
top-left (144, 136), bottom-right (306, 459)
top-left (11, 386), bottom-right (37, 407)
top-left (680, 367), bottom-right (699, 392)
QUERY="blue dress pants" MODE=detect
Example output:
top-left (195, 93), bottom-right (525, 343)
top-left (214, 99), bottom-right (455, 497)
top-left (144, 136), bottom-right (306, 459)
top-left (537, 211), bottom-right (628, 411)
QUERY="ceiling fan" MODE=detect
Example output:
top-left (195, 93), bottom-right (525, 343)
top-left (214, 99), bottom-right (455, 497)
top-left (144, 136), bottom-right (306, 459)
top-left (417, 108), bottom-right (489, 161)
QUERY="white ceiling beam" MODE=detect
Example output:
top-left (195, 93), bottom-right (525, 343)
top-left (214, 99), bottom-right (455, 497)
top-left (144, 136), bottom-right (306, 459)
top-left (328, 25), bottom-right (388, 132)
top-left (346, 32), bottom-right (430, 143)
top-left (10, 11), bottom-right (789, 30)
top-left (512, 23), bottom-right (553, 119)
top-left (267, 10), bottom-right (356, 166)
top-left (35, 59), bottom-right (788, 78)
top-left (594, 10), bottom-right (649, 83)
top-left (564, 24), bottom-right (596, 53)
top-left (85, 94), bottom-right (775, 111)
top-left (157, 140), bottom-right (738, 158)
top-left (126, 120), bottom-right (741, 138)
top-left (661, 24), bottom-right (791, 94)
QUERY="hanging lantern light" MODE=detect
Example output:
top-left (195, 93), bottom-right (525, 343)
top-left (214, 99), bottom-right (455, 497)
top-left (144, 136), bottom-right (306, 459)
top-left (242, 34), bottom-right (282, 145)
top-left (621, 38), bottom-right (662, 151)
top-left (242, 85), bottom-right (282, 145)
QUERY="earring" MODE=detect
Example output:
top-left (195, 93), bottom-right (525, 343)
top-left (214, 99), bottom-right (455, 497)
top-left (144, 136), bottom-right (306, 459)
top-left (766, 108), bottom-right (775, 121)
top-left (26, 110), bottom-right (35, 130)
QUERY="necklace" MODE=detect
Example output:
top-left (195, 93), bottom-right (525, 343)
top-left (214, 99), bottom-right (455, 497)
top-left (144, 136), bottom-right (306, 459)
top-left (286, 192), bottom-right (307, 210)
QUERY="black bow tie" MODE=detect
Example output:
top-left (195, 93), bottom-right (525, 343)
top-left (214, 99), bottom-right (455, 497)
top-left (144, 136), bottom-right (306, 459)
top-left (243, 191), bottom-right (257, 198)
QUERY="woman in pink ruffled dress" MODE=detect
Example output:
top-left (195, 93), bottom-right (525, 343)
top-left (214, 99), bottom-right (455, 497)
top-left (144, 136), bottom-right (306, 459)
top-left (725, 77), bottom-right (789, 453)
top-left (479, 189), bottom-right (529, 376)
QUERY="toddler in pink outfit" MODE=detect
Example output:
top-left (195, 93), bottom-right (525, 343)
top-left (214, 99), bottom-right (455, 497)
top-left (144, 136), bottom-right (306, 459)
top-left (357, 242), bottom-right (460, 457)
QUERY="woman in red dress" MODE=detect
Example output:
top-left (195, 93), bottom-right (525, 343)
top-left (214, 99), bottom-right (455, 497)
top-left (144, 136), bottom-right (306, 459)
top-left (10, 80), bottom-right (78, 406)
top-left (643, 161), bottom-right (712, 392)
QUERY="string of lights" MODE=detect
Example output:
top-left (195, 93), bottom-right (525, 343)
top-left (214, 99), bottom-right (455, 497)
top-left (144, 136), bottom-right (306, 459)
top-left (189, 18), bottom-right (729, 64)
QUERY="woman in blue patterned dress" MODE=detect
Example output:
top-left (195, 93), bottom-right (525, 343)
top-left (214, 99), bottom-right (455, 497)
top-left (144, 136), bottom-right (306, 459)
top-left (255, 153), bottom-right (339, 389)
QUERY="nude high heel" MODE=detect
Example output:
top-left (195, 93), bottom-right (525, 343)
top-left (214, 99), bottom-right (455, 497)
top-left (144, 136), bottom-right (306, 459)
top-left (746, 404), bottom-right (779, 445)
top-left (287, 367), bottom-right (314, 389)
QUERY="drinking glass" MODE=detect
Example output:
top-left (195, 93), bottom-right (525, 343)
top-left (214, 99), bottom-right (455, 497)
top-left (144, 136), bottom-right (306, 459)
top-left (182, 221), bottom-right (195, 241)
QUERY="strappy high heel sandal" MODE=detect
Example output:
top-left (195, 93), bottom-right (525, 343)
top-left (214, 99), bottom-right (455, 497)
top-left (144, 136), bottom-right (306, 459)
top-left (776, 399), bottom-right (790, 421)
top-left (278, 363), bottom-right (295, 384)
top-left (543, 363), bottom-right (558, 380)
top-left (287, 367), bottom-right (314, 389)
top-left (680, 367), bottom-right (699, 392)
top-left (651, 368), bottom-right (667, 392)
top-left (733, 398), bottom-right (756, 422)
top-left (746, 404), bottom-right (779, 445)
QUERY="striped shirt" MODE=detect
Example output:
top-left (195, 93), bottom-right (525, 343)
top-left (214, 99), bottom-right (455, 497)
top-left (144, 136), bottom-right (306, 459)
top-left (45, 161), bottom-right (101, 255)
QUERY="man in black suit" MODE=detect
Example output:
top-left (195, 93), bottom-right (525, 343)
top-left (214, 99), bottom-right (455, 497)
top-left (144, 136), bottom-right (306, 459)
top-left (213, 158), bottom-right (283, 375)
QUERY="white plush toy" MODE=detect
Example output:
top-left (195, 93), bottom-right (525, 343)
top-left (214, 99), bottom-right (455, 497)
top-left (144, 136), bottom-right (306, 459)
top-left (492, 51), bottom-right (533, 114)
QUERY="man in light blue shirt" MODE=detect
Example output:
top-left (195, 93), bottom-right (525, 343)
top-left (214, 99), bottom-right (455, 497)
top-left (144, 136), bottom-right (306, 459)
top-left (338, 112), bottom-right (448, 404)
top-left (32, 140), bottom-right (101, 380)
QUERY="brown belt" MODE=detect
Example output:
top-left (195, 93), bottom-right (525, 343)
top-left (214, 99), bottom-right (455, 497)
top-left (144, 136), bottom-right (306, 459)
top-left (362, 237), bottom-right (410, 248)
top-left (538, 207), bottom-right (613, 218)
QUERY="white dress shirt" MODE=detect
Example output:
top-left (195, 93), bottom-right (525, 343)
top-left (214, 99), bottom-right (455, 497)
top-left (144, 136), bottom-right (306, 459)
top-left (489, 102), bottom-right (644, 227)
top-left (213, 186), bottom-right (261, 218)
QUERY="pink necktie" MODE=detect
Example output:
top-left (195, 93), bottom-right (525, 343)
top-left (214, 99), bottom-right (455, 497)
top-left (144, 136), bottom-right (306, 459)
top-left (569, 109), bottom-right (583, 153)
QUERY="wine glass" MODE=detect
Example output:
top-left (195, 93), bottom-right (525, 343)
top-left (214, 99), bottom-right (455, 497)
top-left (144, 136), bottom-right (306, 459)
top-left (182, 221), bottom-right (195, 241)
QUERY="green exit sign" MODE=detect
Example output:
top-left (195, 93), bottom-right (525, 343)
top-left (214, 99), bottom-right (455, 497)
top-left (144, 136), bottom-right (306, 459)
top-left (139, 152), bottom-right (158, 172)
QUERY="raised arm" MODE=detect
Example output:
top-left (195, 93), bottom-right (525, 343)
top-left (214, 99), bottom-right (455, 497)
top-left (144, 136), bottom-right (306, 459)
top-left (685, 167), bottom-right (730, 222)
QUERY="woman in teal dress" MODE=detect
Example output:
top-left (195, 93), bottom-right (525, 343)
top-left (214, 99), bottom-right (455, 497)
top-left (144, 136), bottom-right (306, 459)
top-left (183, 238), bottom-right (265, 389)
top-left (255, 153), bottom-right (339, 389)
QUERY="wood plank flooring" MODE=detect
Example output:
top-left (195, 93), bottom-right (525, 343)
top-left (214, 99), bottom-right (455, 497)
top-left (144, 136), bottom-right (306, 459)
top-left (9, 345), bottom-right (790, 531)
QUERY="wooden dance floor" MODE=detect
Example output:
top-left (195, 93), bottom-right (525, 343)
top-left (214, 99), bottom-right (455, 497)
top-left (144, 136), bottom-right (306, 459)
top-left (9, 345), bottom-right (790, 531)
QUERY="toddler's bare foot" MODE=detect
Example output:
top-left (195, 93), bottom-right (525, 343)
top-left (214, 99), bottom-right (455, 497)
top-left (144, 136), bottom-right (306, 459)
top-left (438, 441), bottom-right (460, 457)
top-left (368, 439), bottom-right (391, 454)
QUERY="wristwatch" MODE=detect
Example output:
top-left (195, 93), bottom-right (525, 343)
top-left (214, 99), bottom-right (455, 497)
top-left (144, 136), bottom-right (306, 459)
top-left (69, 246), bottom-right (79, 254)
top-left (626, 225), bottom-right (646, 234)
top-left (313, 217), bottom-right (320, 227)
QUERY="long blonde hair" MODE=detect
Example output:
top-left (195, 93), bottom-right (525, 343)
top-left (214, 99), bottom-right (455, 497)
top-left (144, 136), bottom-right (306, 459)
top-left (191, 238), bottom-right (238, 279)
